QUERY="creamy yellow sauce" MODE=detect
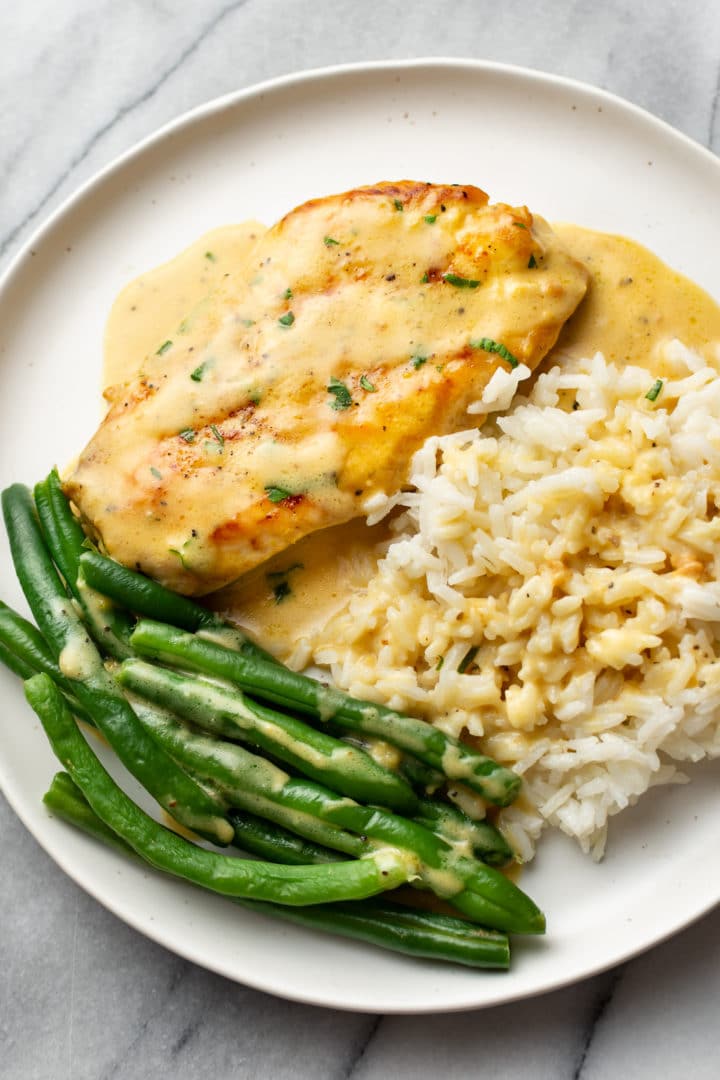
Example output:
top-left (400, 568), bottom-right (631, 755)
top-left (103, 222), bottom-right (265, 391)
top-left (206, 516), bottom-right (392, 653)
top-left (160, 811), bottom-right (202, 842)
top-left (104, 221), bottom-right (720, 660)
top-left (553, 224), bottom-right (720, 365)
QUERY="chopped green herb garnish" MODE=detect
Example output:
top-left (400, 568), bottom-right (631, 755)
top-left (645, 378), bottom-right (663, 402)
top-left (156, 340), bottom-right (173, 356)
top-left (324, 236), bottom-right (340, 246)
top-left (190, 361), bottom-right (208, 382)
top-left (436, 656), bottom-right (445, 671)
top-left (458, 646), bottom-right (479, 674)
top-left (241, 318), bottom-right (256, 327)
top-left (512, 221), bottom-right (527, 230)
top-left (421, 272), bottom-right (429, 283)
top-left (393, 198), bottom-right (404, 212)
top-left (528, 253), bottom-right (538, 269)
top-left (150, 467), bottom-right (162, 481)
top-left (443, 273), bottom-right (480, 289)
top-left (204, 251), bottom-right (217, 262)
top-left (265, 485), bottom-right (294, 503)
top-left (210, 424), bottom-right (224, 448)
top-left (411, 354), bottom-right (427, 370)
top-left (327, 376), bottom-right (353, 410)
top-left (267, 562), bottom-right (304, 603)
top-left (249, 390), bottom-right (262, 406)
top-left (178, 428), bottom-right (196, 443)
top-left (283, 287), bottom-right (293, 300)
top-left (471, 337), bottom-right (519, 368)
top-left (360, 375), bottom-right (377, 393)
top-left (278, 311), bottom-right (295, 327)
top-left (168, 547), bottom-right (189, 568)
top-left (424, 214), bottom-right (437, 224)
top-left (272, 580), bottom-right (292, 604)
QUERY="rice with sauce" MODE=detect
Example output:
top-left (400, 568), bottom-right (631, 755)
top-left (307, 339), bottom-right (720, 861)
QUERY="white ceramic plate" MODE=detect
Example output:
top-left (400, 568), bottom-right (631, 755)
top-left (1, 59), bottom-right (719, 1014)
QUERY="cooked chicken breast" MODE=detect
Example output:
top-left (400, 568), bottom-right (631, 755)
top-left (66, 181), bottom-right (589, 595)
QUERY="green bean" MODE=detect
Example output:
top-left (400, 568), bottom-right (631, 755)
top-left (0, 603), bottom-right (487, 875)
top-left (225, 812), bottom-right (511, 963)
top-left (335, 740), bottom-right (511, 863)
top-left (2, 483), bottom-right (232, 844)
top-left (44, 771), bottom-right (136, 856)
top-left (117, 658), bottom-right (418, 814)
top-left (397, 753), bottom-right (445, 794)
top-left (0, 610), bottom-right (440, 878)
top-left (130, 620), bottom-right (522, 808)
top-left (127, 700), bottom-right (370, 858)
top-left (332, 725), bottom-right (495, 856)
top-left (0, 600), bottom-right (57, 673)
top-left (437, 875), bottom-right (534, 930)
top-left (329, 728), bottom-right (447, 798)
top-left (0, 599), bottom-right (96, 725)
top-left (32, 473), bottom-right (84, 600)
top-left (414, 798), bottom-right (514, 867)
top-left (0, 636), bottom-right (36, 681)
top-left (34, 472), bottom-right (133, 661)
top-left (78, 549), bottom-right (277, 664)
top-left (129, 700), bottom-right (544, 934)
top-left (45, 771), bottom-right (341, 869)
top-left (27, 674), bottom-right (411, 905)
top-left (43, 771), bottom-right (509, 968)
top-left (78, 548), bottom-right (216, 630)
top-left (246, 897), bottom-right (511, 968)
top-left (227, 808), bottom-right (346, 866)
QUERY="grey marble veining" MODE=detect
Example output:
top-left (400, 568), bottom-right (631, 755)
top-left (2, 2), bottom-right (720, 1078)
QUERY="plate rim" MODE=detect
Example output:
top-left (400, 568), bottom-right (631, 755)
top-left (1, 56), bottom-right (719, 1014)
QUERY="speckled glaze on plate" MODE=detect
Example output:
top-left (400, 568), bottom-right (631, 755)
top-left (0, 59), bottom-right (719, 1013)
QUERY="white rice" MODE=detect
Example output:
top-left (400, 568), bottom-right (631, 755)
top-left (310, 339), bottom-right (720, 861)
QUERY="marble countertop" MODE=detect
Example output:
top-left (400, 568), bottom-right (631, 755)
top-left (2, 2), bottom-right (720, 1077)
